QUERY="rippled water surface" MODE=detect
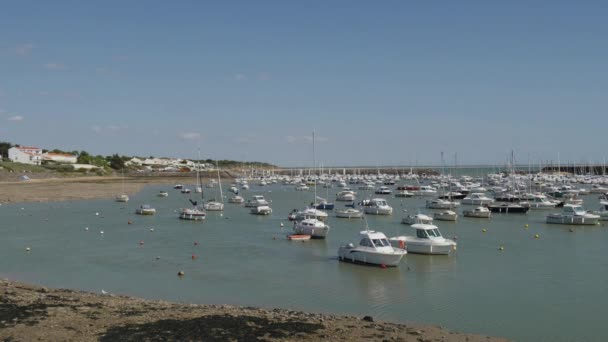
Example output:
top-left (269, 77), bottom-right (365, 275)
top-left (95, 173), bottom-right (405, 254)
top-left (1, 183), bottom-right (607, 341)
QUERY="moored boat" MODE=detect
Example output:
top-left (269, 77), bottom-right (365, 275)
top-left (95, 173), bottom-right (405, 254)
top-left (389, 223), bottom-right (457, 255)
top-left (463, 206), bottom-right (491, 218)
top-left (135, 204), bottom-right (156, 215)
top-left (546, 204), bottom-right (600, 225)
top-left (433, 210), bottom-right (458, 221)
top-left (338, 230), bottom-right (407, 267)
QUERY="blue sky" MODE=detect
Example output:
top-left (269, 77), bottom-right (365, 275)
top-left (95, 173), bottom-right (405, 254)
top-left (1, 1), bottom-right (606, 167)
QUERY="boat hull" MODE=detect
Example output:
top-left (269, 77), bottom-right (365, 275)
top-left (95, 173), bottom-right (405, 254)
top-left (546, 215), bottom-right (599, 225)
top-left (363, 207), bottom-right (393, 215)
top-left (335, 210), bottom-right (363, 219)
top-left (293, 225), bottom-right (330, 239)
top-left (487, 205), bottom-right (530, 214)
top-left (338, 247), bottom-right (406, 266)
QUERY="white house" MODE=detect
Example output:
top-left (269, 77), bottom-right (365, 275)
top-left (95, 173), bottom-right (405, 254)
top-left (8, 146), bottom-right (43, 165)
top-left (42, 152), bottom-right (77, 164)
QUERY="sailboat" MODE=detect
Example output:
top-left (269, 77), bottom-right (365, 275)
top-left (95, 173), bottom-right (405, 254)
top-left (293, 130), bottom-right (330, 239)
top-left (195, 150), bottom-right (203, 193)
top-left (115, 169), bottom-right (129, 202)
top-left (204, 162), bottom-right (224, 211)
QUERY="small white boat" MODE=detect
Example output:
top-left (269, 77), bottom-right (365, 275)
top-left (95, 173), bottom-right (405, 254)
top-left (390, 223), bottom-right (457, 255)
top-left (413, 185), bottom-right (437, 196)
top-left (528, 194), bottom-right (559, 209)
top-left (179, 207), bottom-right (206, 221)
top-left (115, 194), bottom-right (129, 202)
top-left (546, 204), bottom-right (600, 225)
top-left (228, 195), bottom-right (244, 204)
top-left (173, 184), bottom-right (183, 189)
top-left (135, 204), bottom-right (156, 215)
top-left (362, 198), bottom-right (393, 215)
top-left (158, 191), bottom-right (169, 197)
top-left (461, 193), bottom-right (494, 205)
top-left (241, 184), bottom-right (250, 190)
top-left (463, 206), bottom-right (492, 218)
top-left (402, 213), bottom-right (434, 225)
top-left (433, 210), bottom-right (458, 221)
top-left (250, 205), bottom-right (272, 215)
top-left (245, 195), bottom-right (270, 207)
top-left (358, 183), bottom-right (375, 190)
top-left (295, 183), bottom-right (309, 191)
top-left (335, 208), bottom-right (363, 219)
top-left (287, 234), bottom-right (311, 241)
top-left (426, 198), bottom-right (460, 209)
top-left (293, 207), bottom-right (329, 221)
top-left (338, 230), bottom-right (407, 267)
top-left (394, 189), bottom-right (414, 198)
top-left (336, 190), bottom-right (357, 202)
top-left (293, 218), bottom-right (330, 238)
top-left (181, 188), bottom-right (191, 194)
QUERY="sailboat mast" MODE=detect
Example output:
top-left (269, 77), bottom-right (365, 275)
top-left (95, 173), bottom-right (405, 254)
top-left (313, 130), bottom-right (317, 205)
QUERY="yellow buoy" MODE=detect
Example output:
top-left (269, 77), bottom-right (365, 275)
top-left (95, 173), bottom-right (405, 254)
top-left (499, 245), bottom-right (504, 251)
top-left (525, 224), bottom-right (529, 228)
top-left (482, 228), bottom-right (487, 233)
top-left (26, 247), bottom-right (31, 252)
top-left (534, 234), bottom-right (540, 239)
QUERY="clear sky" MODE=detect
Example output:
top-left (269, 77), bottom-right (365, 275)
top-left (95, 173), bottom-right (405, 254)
top-left (1, 1), bottom-right (606, 167)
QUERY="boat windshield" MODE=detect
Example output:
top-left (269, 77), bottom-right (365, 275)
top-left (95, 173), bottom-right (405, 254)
top-left (416, 230), bottom-right (429, 239)
top-left (371, 239), bottom-right (390, 247)
top-left (427, 229), bottom-right (442, 237)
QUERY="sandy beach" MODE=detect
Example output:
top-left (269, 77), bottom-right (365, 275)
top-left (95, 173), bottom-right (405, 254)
top-left (0, 174), bottom-right (509, 341)
top-left (0, 279), bottom-right (508, 341)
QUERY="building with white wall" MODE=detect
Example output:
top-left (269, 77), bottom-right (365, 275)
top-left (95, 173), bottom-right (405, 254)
top-left (8, 146), bottom-right (43, 165)
top-left (42, 152), bottom-right (77, 164)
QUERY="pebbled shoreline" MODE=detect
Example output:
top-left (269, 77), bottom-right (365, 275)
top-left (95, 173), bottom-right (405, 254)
top-left (0, 279), bottom-right (508, 342)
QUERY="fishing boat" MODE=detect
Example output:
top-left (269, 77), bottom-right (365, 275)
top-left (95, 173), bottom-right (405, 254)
top-left (135, 204), bottom-right (156, 215)
top-left (546, 204), bottom-right (600, 225)
top-left (390, 223), bottom-right (457, 255)
top-left (463, 206), bottom-right (491, 218)
top-left (401, 213), bottom-right (434, 225)
top-left (338, 230), bottom-right (407, 267)
top-left (361, 198), bottom-right (393, 215)
top-left (293, 218), bottom-right (330, 238)
top-left (433, 210), bottom-right (458, 221)
top-left (179, 207), bottom-right (206, 221)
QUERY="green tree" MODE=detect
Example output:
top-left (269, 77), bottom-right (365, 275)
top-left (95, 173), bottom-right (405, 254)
top-left (0, 141), bottom-right (13, 158)
top-left (109, 154), bottom-right (125, 170)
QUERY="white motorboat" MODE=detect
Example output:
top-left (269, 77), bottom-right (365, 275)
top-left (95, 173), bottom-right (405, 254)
top-left (245, 195), bottom-right (269, 207)
top-left (115, 194), bottom-right (129, 202)
top-left (173, 184), bottom-right (183, 189)
top-left (528, 194), bottom-right (559, 209)
top-left (426, 198), bottom-right (460, 209)
top-left (336, 190), bottom-right (357, 202)
top-left (181, 188), bottom-right (191, 194)
top-left (434, 210), bottom-right (458, 221)
top-left (390, 223), bottom-right (457, 255)
top-left (293, 218), bottom-right (330, 238)
top-left (250, 205), bottom-right (273, 215)
top-left (461, 193), bottom-right (494, 205)
top-left (413, 185), bottom-right (437, 196)
top-left (463, 206), bottom-right (491, 218)
top-left (546, 204), bottom-right (600, 225)
top-left (228, 195), bottom-right (244, 204)
top-left (338, 230), bottom-right (407, 267)
top-left (293, 207), bottom-right (329, 221)
top-left (241, 184), bottom-right (250, 190)
top-left (374, 186), bottom-right (392, 195)
top-left (335, 208), bottom-right (363, 219)
top-left (401, 213), bottom-right (434, 225)
top-left (135, 204), bottom-right (156, 215)
top-left (158, 191), bottom-right (169, 197)
top-left (362, 198), bottom-right (393, 215)
top-left (179, 207), bottom-right (206, 221)
top-left (358, 183), bottom-right (375, 190)
top-left (593, 201), bottom-right (608, 221)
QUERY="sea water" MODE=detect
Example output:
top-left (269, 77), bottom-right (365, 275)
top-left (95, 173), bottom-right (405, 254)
top-left (1, 182), bottom-right (606, 342)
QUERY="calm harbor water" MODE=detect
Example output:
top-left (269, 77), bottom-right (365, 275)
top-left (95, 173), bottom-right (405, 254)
top-left (1, 183), bottom-right (607, 341)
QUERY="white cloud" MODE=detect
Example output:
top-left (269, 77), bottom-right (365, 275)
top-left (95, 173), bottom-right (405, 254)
top-left (44, 63), bottom-right (67, 71)
top-left (7, 115), bottom-right (24, 122)
top-left (234, 73), bottom-right (247, 81)
top-left (285, 136), bottom-right (297, 144)
top-left (15, 43), bottom-right (34, 55)
top-left (91, 125), bottom-right (102, 133)
top-left (178, 132), bottom-right (201, 141)
top-left (91, 124), bottom-right (127, 134)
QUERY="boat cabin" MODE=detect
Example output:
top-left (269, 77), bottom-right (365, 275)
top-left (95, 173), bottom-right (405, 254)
top-left (411, 223), bottom-right (444, 239)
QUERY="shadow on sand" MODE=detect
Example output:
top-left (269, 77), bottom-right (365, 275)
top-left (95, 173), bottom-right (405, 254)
top-left (100, 314), bottom-right (324, 341)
